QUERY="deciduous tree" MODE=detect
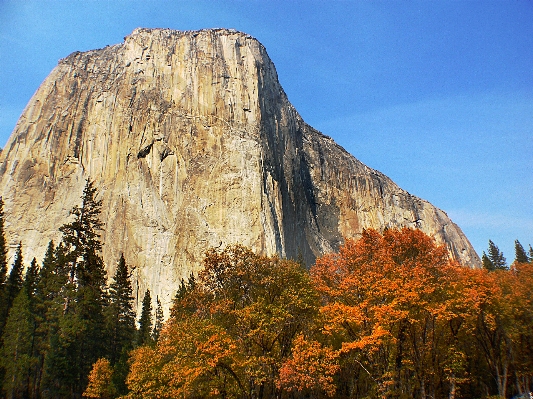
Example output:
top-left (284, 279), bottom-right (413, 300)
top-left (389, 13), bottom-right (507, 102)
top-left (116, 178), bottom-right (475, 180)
top-left (83, 358), bottom-right (116, 399)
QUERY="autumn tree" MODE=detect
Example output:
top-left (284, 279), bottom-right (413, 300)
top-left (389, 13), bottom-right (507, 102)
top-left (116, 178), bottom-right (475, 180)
top-left (311, 228), bottom-right (469, 399)
top-left (278, 333), bottom-right (339, 397)
top-left (126, 245), bottom-right (320, 399)
top-left (83, 358), bottom-right (116, 399)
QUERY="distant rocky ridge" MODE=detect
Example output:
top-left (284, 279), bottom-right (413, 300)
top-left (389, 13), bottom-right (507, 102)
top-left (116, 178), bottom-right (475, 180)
top-left (0, 28), bottom-right (481, 312)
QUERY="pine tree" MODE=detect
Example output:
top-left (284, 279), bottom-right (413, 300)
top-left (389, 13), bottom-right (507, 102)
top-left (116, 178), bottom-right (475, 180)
top-left (32, 241), bottom-right (56, 397)
top-left (152, 296), bottom-right (164, 343)
top-left (1, 243), bottom-right (24, 339)
top-left (0, 197), bottom-right (7, 307)
top-left (482, 252), bottom-right (495, 271)
top-left (484, 240), bottom-right (507, 271)
top-left (106, 254), bottom-right (135, 364)
top-left (24, 258), bottom-right (40, 300)
top-left (43, 180), bottom-right (109, 397)
top-left (136, 289), bottom-right (153, 347)
top-left (59, 180), bottom-right (104, 264)
top-left (105, 254), bottom-right (135, 395)
top-left (170, 273), bottom-right (197, 319)
top-left (514, 240), bottom-right (530, 264)
top-left (0, 288), bottom-right (36, 399)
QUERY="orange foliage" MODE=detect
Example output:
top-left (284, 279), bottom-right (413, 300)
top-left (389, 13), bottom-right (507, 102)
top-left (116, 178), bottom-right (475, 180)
top-left (278, 333), bottom-right (339, 397)
top-left (311, 228), bottom-right (468, 397)
top-left (123, 234), bottom-right (533, 398)
top-left (83, 358), bottom-right (115, 399)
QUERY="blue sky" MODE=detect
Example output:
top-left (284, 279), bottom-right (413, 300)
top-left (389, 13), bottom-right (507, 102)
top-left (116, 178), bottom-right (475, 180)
top-left (0, 0), bottom-right (532, 263)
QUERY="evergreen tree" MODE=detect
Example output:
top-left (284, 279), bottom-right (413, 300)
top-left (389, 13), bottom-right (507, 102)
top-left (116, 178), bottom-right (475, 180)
top-left (482, 252), bottom-right (494, 271)
top-left (0, 197), bottom-right (7, 309)
top-left (136, 289), bottom-right (153, 347)
top-left (105, 254), bottom-right (135, 364)
top-left (24, 258), bottom-right (40, 300)
top-left (152, 296), bottom-right (164, 343)
top-left (105, 253), bottom-right (135, 395)
top-left (0, 288), bottom-right (36, 399)
top-left (59, 180), bottom-right (104, 265)
top-left (170, 273), bottom-right (196, 319)
top-left (483, 240), bottom-right (507, 271)
top-left (43, 180), bottom-right (108, 397)
top-left (514, 240), bottom-right (530, 264)
top-left (529, 245), bottom-right (533, 262)
top-left (32, 241), bottom-right (57, 397)
top-left (1, 243), bottom-right (24, 338)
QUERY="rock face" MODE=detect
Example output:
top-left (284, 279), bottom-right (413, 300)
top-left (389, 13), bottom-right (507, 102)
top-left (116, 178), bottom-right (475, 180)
top-left (0, 28), bottom-right (480, 311)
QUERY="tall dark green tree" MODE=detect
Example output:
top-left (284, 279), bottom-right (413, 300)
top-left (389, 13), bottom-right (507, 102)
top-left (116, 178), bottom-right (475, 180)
top-left (105, 253), bottom-right (135, 395)
top-left (43, 180), bottom-right (109, 397)
top-left (483, 240), bottom-right (507, 271)
top-left (0, 287), bottom-right (36, 399)
top-left (105, 254), bottom-right (136, 364)
top-left (1, 243), bottom-right (24, 340)
top-left (482, 252), bottom-right (493, 271)
top-left (514, 240), bottom-right (530, 264)
top-left (24, 258), bottom-right (40, 300)
top-left (136, 289), bottom-right (153, 347)
top-left (152, 296), bottom-right (164, 343)
top-left (0, 198), bottom-right (7, 311)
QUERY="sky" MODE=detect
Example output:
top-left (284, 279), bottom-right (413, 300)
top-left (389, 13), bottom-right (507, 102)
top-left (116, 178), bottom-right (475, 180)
top-left (0, 0), bottom-right (532, 263)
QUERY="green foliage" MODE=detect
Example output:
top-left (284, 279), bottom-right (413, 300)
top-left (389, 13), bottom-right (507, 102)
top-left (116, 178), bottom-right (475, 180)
top-left (136, 290), bottom-right (153, 347)
top-left (1, 243), bottom-right (25, 338)
top-left (59, 180), bottom-right (103, 259)
top-left (0, 288), bottom-right (36, 399)
top-left (24, 258), bottom-right (40, 300)
top-left (514, 239), bottom-right (530, 263)
top-left (152, 296), bottom-right (163, 343)
top-left (41, 180), bottom-right (109, 397)
top-left (105, 253), bottom-right (136, 395)
top-left (483, 240), bottom-right (507, 271)
top-left (0, 197), bottom-right (7, 302)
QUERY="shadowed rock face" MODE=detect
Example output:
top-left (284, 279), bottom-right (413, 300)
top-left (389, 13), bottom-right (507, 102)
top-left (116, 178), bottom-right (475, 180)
top-left (0, 28), bottom-right (480, 312)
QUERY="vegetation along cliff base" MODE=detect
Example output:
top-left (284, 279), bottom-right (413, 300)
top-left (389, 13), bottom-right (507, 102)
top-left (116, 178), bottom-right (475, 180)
top-left (0, 182), bottom-right (532, 398)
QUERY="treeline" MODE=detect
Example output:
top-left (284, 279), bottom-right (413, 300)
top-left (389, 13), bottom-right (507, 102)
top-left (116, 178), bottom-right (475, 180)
top-left (0, 182), bottom-right (163, 398)
top-left (0, 182), bottom-right (532, 398)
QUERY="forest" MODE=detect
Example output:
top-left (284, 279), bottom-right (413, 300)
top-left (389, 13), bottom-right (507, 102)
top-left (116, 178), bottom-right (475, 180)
top-left (0, 181), bottom-right (532, 399)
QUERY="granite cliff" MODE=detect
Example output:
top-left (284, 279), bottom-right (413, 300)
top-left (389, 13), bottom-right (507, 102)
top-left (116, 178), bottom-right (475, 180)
top-left (0, 28), bottom-right (481, 311)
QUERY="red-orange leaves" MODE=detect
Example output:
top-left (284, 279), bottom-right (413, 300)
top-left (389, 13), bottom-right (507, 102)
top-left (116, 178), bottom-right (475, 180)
top-left (278, 334), bottom-right (339, 397)
top-left (311, 228), bottom-right (466, 398)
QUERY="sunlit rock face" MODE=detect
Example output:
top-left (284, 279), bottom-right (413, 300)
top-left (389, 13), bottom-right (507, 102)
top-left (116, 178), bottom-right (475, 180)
top-left (0, 28), bottom-right (480, 312)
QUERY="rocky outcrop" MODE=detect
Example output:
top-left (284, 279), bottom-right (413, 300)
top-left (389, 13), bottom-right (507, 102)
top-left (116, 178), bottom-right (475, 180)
top-left (0, 28), bottom-right (480, 312)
